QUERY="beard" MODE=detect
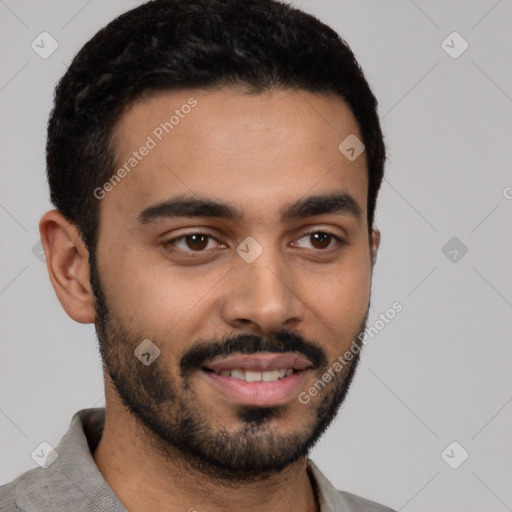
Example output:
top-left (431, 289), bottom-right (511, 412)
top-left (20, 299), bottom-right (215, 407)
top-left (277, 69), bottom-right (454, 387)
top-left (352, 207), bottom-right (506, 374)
top-left (89, 254), bottom-right (368, 483)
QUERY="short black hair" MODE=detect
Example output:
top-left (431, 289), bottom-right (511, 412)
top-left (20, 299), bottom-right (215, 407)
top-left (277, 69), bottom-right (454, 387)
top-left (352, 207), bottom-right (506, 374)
top-left (46, 0), bottom-right (386, 259)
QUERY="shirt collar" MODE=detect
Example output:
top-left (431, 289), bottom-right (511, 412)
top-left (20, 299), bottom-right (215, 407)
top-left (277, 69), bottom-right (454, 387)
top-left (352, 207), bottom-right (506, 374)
top-left (15, 407), bottom-right (349, 512)
top-left (15, 408), bottom-right (126, 511)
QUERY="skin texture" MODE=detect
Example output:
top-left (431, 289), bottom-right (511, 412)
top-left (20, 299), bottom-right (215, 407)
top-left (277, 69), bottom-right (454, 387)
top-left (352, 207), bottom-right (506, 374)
top-left (39, 87), bottom-right (380, 512)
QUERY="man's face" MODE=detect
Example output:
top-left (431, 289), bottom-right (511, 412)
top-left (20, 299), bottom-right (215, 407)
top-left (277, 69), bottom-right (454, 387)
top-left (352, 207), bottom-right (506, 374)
top-left (92, 87), bottom-right (375, 479)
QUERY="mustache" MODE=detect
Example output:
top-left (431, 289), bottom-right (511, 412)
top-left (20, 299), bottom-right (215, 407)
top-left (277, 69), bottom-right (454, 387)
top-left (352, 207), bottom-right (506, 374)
top-left (179, 329), bottom-right (328, 377)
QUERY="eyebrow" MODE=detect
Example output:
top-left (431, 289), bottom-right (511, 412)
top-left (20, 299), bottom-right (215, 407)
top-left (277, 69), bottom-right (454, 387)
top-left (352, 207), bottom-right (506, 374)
top-left (137, 191), bottom-right (363, 225)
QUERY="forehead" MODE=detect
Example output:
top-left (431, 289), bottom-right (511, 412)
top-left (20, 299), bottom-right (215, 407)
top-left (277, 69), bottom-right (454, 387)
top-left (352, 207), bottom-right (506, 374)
top-left (102, 87), bottom-right (368, 228)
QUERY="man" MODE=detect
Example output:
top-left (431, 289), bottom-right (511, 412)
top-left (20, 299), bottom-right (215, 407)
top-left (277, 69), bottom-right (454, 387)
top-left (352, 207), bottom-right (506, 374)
top-left (0, 0), bottom-right (395, 510)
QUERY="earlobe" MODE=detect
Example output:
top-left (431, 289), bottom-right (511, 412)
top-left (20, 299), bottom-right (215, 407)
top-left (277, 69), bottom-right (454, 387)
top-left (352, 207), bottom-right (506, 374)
top-left (39, 210), bottom-right (96, 324)
top-left (370, 227), bottom-right (381, 266)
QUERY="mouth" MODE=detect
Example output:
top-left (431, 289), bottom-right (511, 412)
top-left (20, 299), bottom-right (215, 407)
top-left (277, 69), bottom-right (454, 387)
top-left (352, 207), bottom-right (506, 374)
top-left (203, 367), bottom-right (295, 382)
top-left (199, 352), bottom-right (313, 406)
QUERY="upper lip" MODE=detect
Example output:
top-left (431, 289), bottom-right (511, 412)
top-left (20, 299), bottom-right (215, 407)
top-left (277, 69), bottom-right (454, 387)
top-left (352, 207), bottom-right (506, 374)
top-left (204, 352), bottom-right (314, 372)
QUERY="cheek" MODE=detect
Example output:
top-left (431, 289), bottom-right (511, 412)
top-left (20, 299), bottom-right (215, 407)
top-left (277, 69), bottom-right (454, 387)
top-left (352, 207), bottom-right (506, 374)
top-left (338, 262), bottom-right (372, 313)
top-left (306, 254), bottom-right (372, 333)
top-left (95, 246), bottom-right (173, 329)
top-left (98, 248), bottom-right (224, 336)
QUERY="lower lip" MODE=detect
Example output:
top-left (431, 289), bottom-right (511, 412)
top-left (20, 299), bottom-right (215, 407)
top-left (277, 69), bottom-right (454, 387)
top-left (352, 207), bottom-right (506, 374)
top-left (201, 370), bottom-right (310, 407)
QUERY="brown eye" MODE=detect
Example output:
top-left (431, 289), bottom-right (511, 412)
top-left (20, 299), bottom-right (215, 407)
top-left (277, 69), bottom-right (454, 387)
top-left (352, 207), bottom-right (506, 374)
top-left (295, 231), bottom-right (344, 251)
top-left (166, 233), bottom-right (219, 252)
top-left (184, 234), bottom-right (209, 250)
top-left (310, 232), bottom-right (332, 249)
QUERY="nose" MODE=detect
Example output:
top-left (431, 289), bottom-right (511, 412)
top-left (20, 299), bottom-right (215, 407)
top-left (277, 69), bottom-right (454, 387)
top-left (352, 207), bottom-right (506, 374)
top-left (220, 245), bottom-right (305, 334)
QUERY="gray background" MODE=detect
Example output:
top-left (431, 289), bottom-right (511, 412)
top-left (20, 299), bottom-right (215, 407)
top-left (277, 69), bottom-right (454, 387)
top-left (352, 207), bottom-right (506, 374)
top-left (1, 1), bottom-right (511, 510)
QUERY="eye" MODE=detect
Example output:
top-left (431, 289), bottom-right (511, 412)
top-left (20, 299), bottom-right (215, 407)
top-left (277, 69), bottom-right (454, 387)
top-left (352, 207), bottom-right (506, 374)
top-left (165, 232), bottom-right (222, 252)
top-left (293, 231), bottom-right (345, 251)
top-left (164, 229), bottom-right (345, 256)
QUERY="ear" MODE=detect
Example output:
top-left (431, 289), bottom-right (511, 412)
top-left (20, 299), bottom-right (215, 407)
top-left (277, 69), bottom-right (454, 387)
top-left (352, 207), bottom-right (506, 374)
top-left (370, 227), bottom-right (381, 266)
top-left (39, 210), bottom-right (96, 324)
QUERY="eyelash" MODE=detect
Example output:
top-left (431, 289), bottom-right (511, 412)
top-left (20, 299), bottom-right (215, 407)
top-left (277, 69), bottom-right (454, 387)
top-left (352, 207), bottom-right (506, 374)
top-left (164, 230), bottom-right (346, 255)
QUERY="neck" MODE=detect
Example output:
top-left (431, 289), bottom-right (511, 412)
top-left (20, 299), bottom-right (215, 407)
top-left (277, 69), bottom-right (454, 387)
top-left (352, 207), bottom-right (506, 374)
top-left (92, 391), bottom-right (319, 512)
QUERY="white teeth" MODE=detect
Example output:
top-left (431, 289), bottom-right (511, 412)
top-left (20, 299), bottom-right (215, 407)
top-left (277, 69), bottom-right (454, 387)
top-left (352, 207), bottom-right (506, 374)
top-left (215, 368), bottom-right (294, 382)
top-left (231, 369), bottom-right (245, 380)
top-left (245, 370), bottom-right (261, 382)
top-left (262, 370), bottom-right (279, 382)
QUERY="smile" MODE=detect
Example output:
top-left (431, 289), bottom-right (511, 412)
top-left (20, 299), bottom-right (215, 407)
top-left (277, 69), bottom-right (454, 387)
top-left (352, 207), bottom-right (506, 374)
top-left (200, 352), bottom-right (313, 406)
top-left (204, 368), bottom-right (294, 382)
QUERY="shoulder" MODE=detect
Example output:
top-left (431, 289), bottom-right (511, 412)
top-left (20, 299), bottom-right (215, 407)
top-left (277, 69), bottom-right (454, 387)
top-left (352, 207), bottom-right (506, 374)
top-left (337, 489), bottom-right (397, 512)
top-left (0, 466), bottom-right (50, 512)
top-left (0, 479), bottom-right (20, 511)
top-left (307, 459), bottom-right (396, 512)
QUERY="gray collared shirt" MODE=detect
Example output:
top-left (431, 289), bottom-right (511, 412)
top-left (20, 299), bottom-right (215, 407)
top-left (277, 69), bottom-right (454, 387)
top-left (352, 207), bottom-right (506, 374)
top-left (0, 408), bottom-right (396, 511)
